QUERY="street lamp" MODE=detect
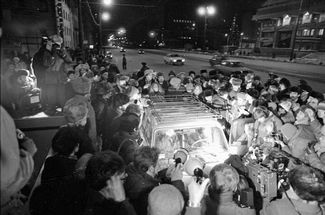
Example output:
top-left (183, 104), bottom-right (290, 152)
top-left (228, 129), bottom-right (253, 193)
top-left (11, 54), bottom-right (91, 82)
top-left (240, 32), bottom-right (244, 54)
top-left (149, 31), bottom-right (156, 38)
top-left (101, 12), bottom-right (110, 21)
top-left (103, 0), bottom-right (113, 6)
top-left (197, 5), bottom-right (216, 50)
top-left (225, 33), bottom-right (230, 53)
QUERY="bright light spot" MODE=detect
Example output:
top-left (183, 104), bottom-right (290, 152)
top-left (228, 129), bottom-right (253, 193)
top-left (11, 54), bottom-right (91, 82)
top-left (103, 0), bottom-right (113, 6)
top-left (207, 6), bottom-right (216, 16)
top-left (101, 12), bottom-right (110, 21)
top-left (197, 7), bottom-right (206, 16)
top-left (240, 32), bottom-right (244, 36)
top-left (149, 31), bottom-right (156, 38)
top-left (225, 33), bottom-right (228, 37)
top-left (192, 23), bottom-right (196, 27)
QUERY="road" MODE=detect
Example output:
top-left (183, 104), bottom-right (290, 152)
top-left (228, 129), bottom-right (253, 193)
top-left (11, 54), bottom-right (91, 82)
top-left (111, 48), bottom-right (325, 93)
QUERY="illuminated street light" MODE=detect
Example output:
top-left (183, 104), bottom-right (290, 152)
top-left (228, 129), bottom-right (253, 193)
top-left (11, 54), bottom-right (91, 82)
top-left (101, 12), bottom-right (110, 21)
top-left (207, 6), bottom-right (216, 16)
top-left (103, 0), bottom-right (113, 6)
top-left (118, 27), bottom-right (126, 35)
top-left (149, 31), bottom-right (156, 38)
top-left (197, 5), bottom-right (216, 50)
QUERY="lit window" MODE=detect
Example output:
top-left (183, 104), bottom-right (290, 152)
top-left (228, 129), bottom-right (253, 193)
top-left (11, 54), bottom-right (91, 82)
top-left (310, 29), bottom-right (315, 36)
top-left (302, 12), bottom-right (312, 24)
top-left (303, 29), bottom-right (310, 36)
top-left (319, 29), bottom-right (324, 36)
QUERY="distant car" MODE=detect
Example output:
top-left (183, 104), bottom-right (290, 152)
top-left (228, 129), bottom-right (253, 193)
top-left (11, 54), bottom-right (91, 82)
top-left (138, 49), bottom-right (145, 54)
top-left (106, 52), bottom-right (113, 59)
top-left (213, 60), bottom-right (251, 76)
top-left (120, 47), bottom-right (126, 52)
top-left (209, 54), bottom-right (227, 66)
top-left (163, 53), bottom-right (185, 65)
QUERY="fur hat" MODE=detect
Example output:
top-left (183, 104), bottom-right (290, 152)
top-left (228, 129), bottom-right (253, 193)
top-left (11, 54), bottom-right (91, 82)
top-left (169, 77), bottom-right (181, 89)
top-left (144, 69), bottom-right (154, 77)
top-left (71, 77), bottom-right (91, 94)
top-left (75, 63), bottom-right (90, 74)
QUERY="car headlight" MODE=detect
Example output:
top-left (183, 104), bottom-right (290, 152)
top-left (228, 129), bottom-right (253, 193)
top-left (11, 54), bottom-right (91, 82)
top-left (173, 59), bottom-right (177, 62)
top-left (182, 59), bottom-right (185, 62)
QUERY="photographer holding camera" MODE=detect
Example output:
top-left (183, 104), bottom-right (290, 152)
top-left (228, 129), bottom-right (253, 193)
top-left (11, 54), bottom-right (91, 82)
top-left (261, 165), bottom-right (325, 215)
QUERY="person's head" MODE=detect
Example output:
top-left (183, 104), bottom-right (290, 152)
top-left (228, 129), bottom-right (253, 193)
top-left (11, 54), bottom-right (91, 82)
top-left (253, 75), bottom-right (261, 84)
top-left (245, 73), bottom-right (254, 84)
top-left (67, 70), bottom-right (76, 80)
top-left (287, 165), bottom-right (325, 202)
top-left (280, 123), bottom-right (298, 143)
top-left (126, 86), bottom-right (141, 102)
top-left (150, 82), bottom-right (160, 93)
top-left (157, 72), bottom-right (164, 83)
top-left (85, 151), bottom-right (126, 192)
top-left (169, 77), bottom-right (182, 89)
top-left (246, 88), bottom-right (259, 104)
top-left (253, 106), bottom-right (270, 122)
top-left (109, 93), bottom-right (130, 111)
top-left (209, 163), bottom-right (239, 194)
top-left (189, 71), bottom-right (196, 78)
top-left (295, 105), bottom-right (312, 125)
top-left (317, 101), bottom-right (325, 119)
top-left (63, 97), bottom-right (89, 126)
top-left (123, 54), bottom-right (125, 57)
top-left (144, 69), bottom-right (154, 81)
top-left (299, 84), bottom-right (313, 102)
top-left (101, 71), bottom-right (109, 80)
top-left (230, 78), bottom-right (242, 92)
top-left (278, 100), bottom-right (292, 116)
top-left (52, 126), bottom-right (81, 156)
top-left (200, 69), bottom-right (208, 78)
top-left (148, 184), bottom-right (184, 215)
top-left (125, 103), bottom-right (141, 116)
top-left (307, 91), bottom-right (324, 110)
top-left (15, 69), bottom-right (30, 85)
top-left (279, 78), bottom-right (291, 91)
top-left (168, 70), bottom-right (176, 78)
top-left (133, 146), bottom-right (160, 177)
top-left (267, 80), bottom-right (279, 95)
top-left (193, 85), bottom-right (203, 96)
top-left (119, 117), bottom-right (140, 134)
top-left (289, 86), bottom-right (301, 101)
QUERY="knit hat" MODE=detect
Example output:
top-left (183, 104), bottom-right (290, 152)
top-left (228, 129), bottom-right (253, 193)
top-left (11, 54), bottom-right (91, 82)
top-left (317, 101), bottom-right (325, 111)
top-left (148, 184), bottom-right (184, 215)
top-left (63, 97), bottom-right (88, 123)
top-left (168, 70), bottom-right (176, 76)
top-left (280, 123), bottom-right (298, 141)
top-left (75, 63), bottom-right (90, 74)
top-left (144, 69), bottom-right (154, 77)
top-left (170, 77), bottom-right (181, 89)
top-left (279, 100), bottom-right (292, 112)
top-left (230, 78), bottom-right (242, 86)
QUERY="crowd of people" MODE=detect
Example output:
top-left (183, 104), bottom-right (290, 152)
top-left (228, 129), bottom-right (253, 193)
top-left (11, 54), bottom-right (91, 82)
top-left (1, 34), bottom-right (325, 215)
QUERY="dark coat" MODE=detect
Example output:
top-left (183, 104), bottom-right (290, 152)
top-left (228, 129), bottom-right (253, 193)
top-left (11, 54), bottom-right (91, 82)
top-left (41, 154), bottom-right (77, 184)
top-left (124, 163), bottom-right (160, 215)
top-left (83, 188), bottom-right (136, 215)
top-left (111, 131), bottom-right (139, 165)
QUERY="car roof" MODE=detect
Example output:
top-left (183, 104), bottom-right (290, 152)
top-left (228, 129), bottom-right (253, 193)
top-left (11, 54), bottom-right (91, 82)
top-left (147, 94), bottom-right (222, 127)
top-left (222, 60), bottom-right (241, 63)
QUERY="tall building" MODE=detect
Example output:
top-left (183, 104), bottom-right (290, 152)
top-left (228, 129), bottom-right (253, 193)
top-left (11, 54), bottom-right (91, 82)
top-left (253, 0), bottom-right (325, 55)
top-left (1, 0), bottom-right (80, 57)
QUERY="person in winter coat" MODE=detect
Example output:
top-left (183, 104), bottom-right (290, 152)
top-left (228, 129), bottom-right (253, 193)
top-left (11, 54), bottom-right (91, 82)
top-left (124, 146), bottom-right (186, 215)
top-left (102, 93), bottom-right (130, 150)
top-left (83, 151), bottom-right (136, 215)
top-left (261, 166), bottom-right (325, 215)
top-left (110, 116), bottom-right (141, 165)
top-left (200, 164), bottom-right (256, 215)
top-left (1, 106), bottom-right (36, 214)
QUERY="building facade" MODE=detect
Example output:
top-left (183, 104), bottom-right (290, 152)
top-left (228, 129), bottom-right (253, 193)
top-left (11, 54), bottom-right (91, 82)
top-left (253, 0), bottom-right (325, 55)
top-left (1, 0), bottom-right (80, 57)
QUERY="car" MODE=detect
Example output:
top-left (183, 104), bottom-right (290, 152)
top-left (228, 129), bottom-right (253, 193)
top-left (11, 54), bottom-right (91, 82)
top-left (209, 54), bottom-right (227, 66)
top-left (213, 60), bottom-right (251, 76)
top-left (120, 47), bottom-right (126, 52)
top-left (139, 94), bottom-right (230, 179)
top-left (163, 53), bottom-right (185, 65)
top-left (138, 49), bottom-right (145, 54)
top-left (106, 51), bottom-right (113, 59)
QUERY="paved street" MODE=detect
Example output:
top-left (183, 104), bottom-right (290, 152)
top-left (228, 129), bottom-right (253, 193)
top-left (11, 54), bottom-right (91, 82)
top-left (111, 48), bottom-right (325, 93)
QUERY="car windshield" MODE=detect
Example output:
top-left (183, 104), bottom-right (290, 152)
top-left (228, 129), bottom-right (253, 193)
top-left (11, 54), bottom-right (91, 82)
top-left (153, 126), bottom-right (228, 158)
top-left (170, 54), bottom-right (180, 57)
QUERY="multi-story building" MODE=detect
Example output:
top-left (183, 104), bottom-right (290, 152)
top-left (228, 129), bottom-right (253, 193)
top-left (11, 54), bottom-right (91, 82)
top-left (253, 0), bottom-right (325, 55)
top-left (2, 0), bottom-right (80, 57)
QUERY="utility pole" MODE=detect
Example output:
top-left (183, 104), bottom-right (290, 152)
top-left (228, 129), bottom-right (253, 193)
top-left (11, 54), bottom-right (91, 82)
top-left (98, 7), bottom-right (103, 52)
top-left (290, 0), bottom-right (304, 61)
